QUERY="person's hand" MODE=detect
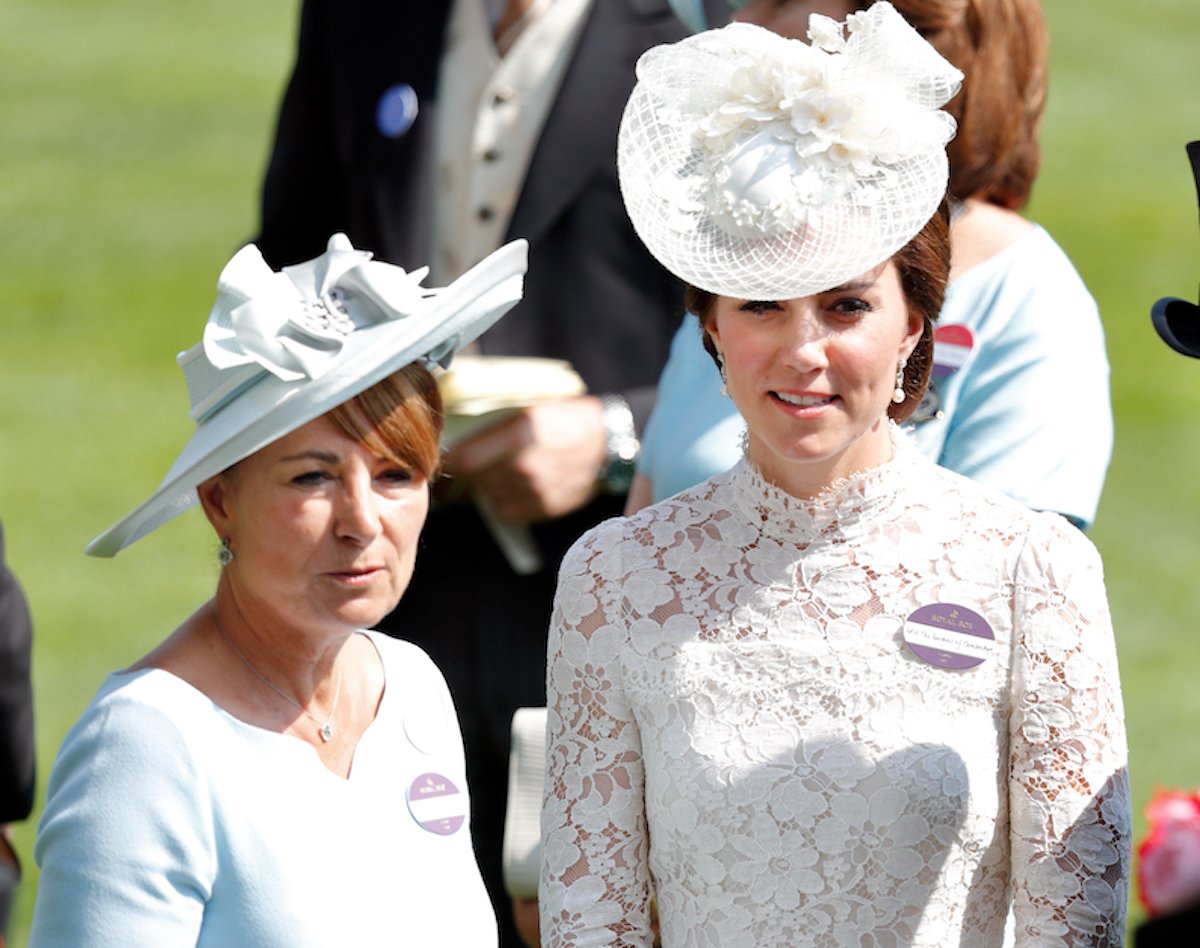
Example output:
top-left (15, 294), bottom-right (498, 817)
top-left (0, 825), bottom-right (18, 874)
top-left (511, 896), bottom-right (540, 947)
top-left (442, 397), bottom-right (607, 524)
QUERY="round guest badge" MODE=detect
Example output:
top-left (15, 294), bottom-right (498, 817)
top-left (903, 603), bottom-right (995, 670)
top-left (406, 772), bottom-right (466, 836)
top-left (930, 324), bottom-right (975, 381)
top-left (910, 325), bottom-right (976, 425)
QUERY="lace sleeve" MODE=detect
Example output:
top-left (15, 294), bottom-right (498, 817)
top-left (540, 523), bottom-right (653, 948)
top-left (1008, 519), bottom-right (1131, 944)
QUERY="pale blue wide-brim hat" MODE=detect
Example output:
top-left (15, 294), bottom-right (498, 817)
top-left (86, 234), bottom-right (528, 557)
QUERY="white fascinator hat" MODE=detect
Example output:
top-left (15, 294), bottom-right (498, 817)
top-left (617, 1), bottom-right (962, 301)
top-left (87, 235), bottom-right (528, 558)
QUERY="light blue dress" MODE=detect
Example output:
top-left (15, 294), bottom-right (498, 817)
top-left (30, 631), bottom-right (497, 947)
top-left (637, 225), bottom-right (1111, 528)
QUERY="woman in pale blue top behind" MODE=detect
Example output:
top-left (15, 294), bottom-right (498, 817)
top-left (632, 0), bottom-right (1111, 530)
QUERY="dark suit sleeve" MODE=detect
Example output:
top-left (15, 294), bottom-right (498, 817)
top-left (256, 1), bottom-right (452, 269)
top-left (489, 0), bottom-right (702, 434)
top-left (0, 524), bottom-right (34, 823)
top-left (256, 0), bottom-right (350, 268)
top-left (607, 0), bottom-right (726, 429)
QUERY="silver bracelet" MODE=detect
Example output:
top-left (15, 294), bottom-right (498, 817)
top-left (598, 394), bottom-right (639, 494)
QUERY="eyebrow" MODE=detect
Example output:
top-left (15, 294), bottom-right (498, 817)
top-left (278, 450), bottom-right (341, 465)
top-left (823, 277), bottom-right (878, 293)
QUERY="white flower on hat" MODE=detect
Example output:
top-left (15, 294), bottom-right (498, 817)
top-left (202, 235), bottom-right (434, 386)
top-left (807, 14), bottom-right (846, 53)
top-left (690, 13), bottom-right (948, 238)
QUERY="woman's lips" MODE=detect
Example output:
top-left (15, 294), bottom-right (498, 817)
top-left (326, 566), bottom-right (384, 585)
top-left (773, 391), bottom-right (834, 408)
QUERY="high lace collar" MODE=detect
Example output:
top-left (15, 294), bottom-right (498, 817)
top-left (728, 424), bottom-right (919, 546)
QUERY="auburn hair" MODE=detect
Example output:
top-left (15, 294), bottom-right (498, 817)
top-left (326, 362), bottom-right (444, 480)
top-left (863, 0), bottom-right (1048, 209)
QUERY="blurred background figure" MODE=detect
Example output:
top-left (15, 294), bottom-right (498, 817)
top-left (0, 523), bottom-right (34, 948)
top-left (1150, 141), bottom-right (1200, 360)
top-left (254, 2), bottom-right (726, 942)
top-left (633, 0), bottom-right (1113, 533)
top-left (1138, 138), bottom-right (1200, 948)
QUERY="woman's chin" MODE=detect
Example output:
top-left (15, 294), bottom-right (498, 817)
top-left (321, 597), bottom-right (395, 632)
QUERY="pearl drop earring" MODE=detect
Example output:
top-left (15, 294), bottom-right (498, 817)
top-left (892, 357), bottom-right (908, 404)
top-left (717, 353), bottom-right (729, 397)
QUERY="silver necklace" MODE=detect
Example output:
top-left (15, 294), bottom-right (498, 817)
top-left (215, 616), bottom-right (342, 742)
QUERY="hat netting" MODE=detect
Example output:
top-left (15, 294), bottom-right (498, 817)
top-left (618, 3), bottom-right (962, 300)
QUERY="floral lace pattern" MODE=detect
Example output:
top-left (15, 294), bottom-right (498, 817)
top-left (540, 435), bottom-right (1129, 946)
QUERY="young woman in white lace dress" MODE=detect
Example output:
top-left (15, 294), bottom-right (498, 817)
top-left (538, 5), bottom-right (1130, 945)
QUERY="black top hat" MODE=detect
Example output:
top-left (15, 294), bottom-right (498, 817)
top-left (1152, 140), bottom-right (1200, 357)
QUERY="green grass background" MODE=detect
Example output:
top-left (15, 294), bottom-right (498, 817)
top-left (1, 1), bottom-right (1198, 943)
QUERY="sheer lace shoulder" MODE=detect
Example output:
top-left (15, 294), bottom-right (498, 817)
top-left (540, 439), bottom-right (1129, 947)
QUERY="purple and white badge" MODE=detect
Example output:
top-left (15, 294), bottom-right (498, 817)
top-left (406, 772), bottom-right (466, 836)
top-left (909, 324), bottom-right (976, 425)
top-left (903, 603), bottom-right (994, 670)
top-left (930, 324), bottom-right (975, 381)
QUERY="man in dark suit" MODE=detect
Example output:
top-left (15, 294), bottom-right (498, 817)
top-left (256, 2), bottom-right (727, 941)
top-left (0, 523), bottom-right (34, 945)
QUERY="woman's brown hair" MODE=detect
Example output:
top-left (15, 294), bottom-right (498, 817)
top-left (867, 0), bottom-right (1048, 209)
top-left (327, 362), bottom-right (444, 480)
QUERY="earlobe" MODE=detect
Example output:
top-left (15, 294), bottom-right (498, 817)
top-left (900, 314), bottom-right (925, 362)
top-left (704, 314), bottom-right (721, 352)
top-left (196, 475), bottom-right (233, 536)
top-left (908, 312), bottom-right (925, 346)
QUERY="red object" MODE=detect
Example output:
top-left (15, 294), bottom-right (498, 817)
top-left (1138, 789), bottom-right (1200, 915)
top-left (933, 323), bottom-right (974, 350)
top-left (930, 324), bottom-right (975, 379)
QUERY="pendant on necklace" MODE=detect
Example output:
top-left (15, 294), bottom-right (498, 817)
top-left (319, 722), bottom-right (334, 742)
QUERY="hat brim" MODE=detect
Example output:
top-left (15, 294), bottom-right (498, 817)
top-left (86, 239), bottom-right (528, 557)
top-left (1152, 295), bottom-right (1200, 359)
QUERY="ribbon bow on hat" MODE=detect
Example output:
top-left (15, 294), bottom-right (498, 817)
top-left (188, 234), bottom-right (439, 421)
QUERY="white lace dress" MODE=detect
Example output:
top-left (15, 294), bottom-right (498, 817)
top-left (539, 433), bottom-right (1129, 947)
